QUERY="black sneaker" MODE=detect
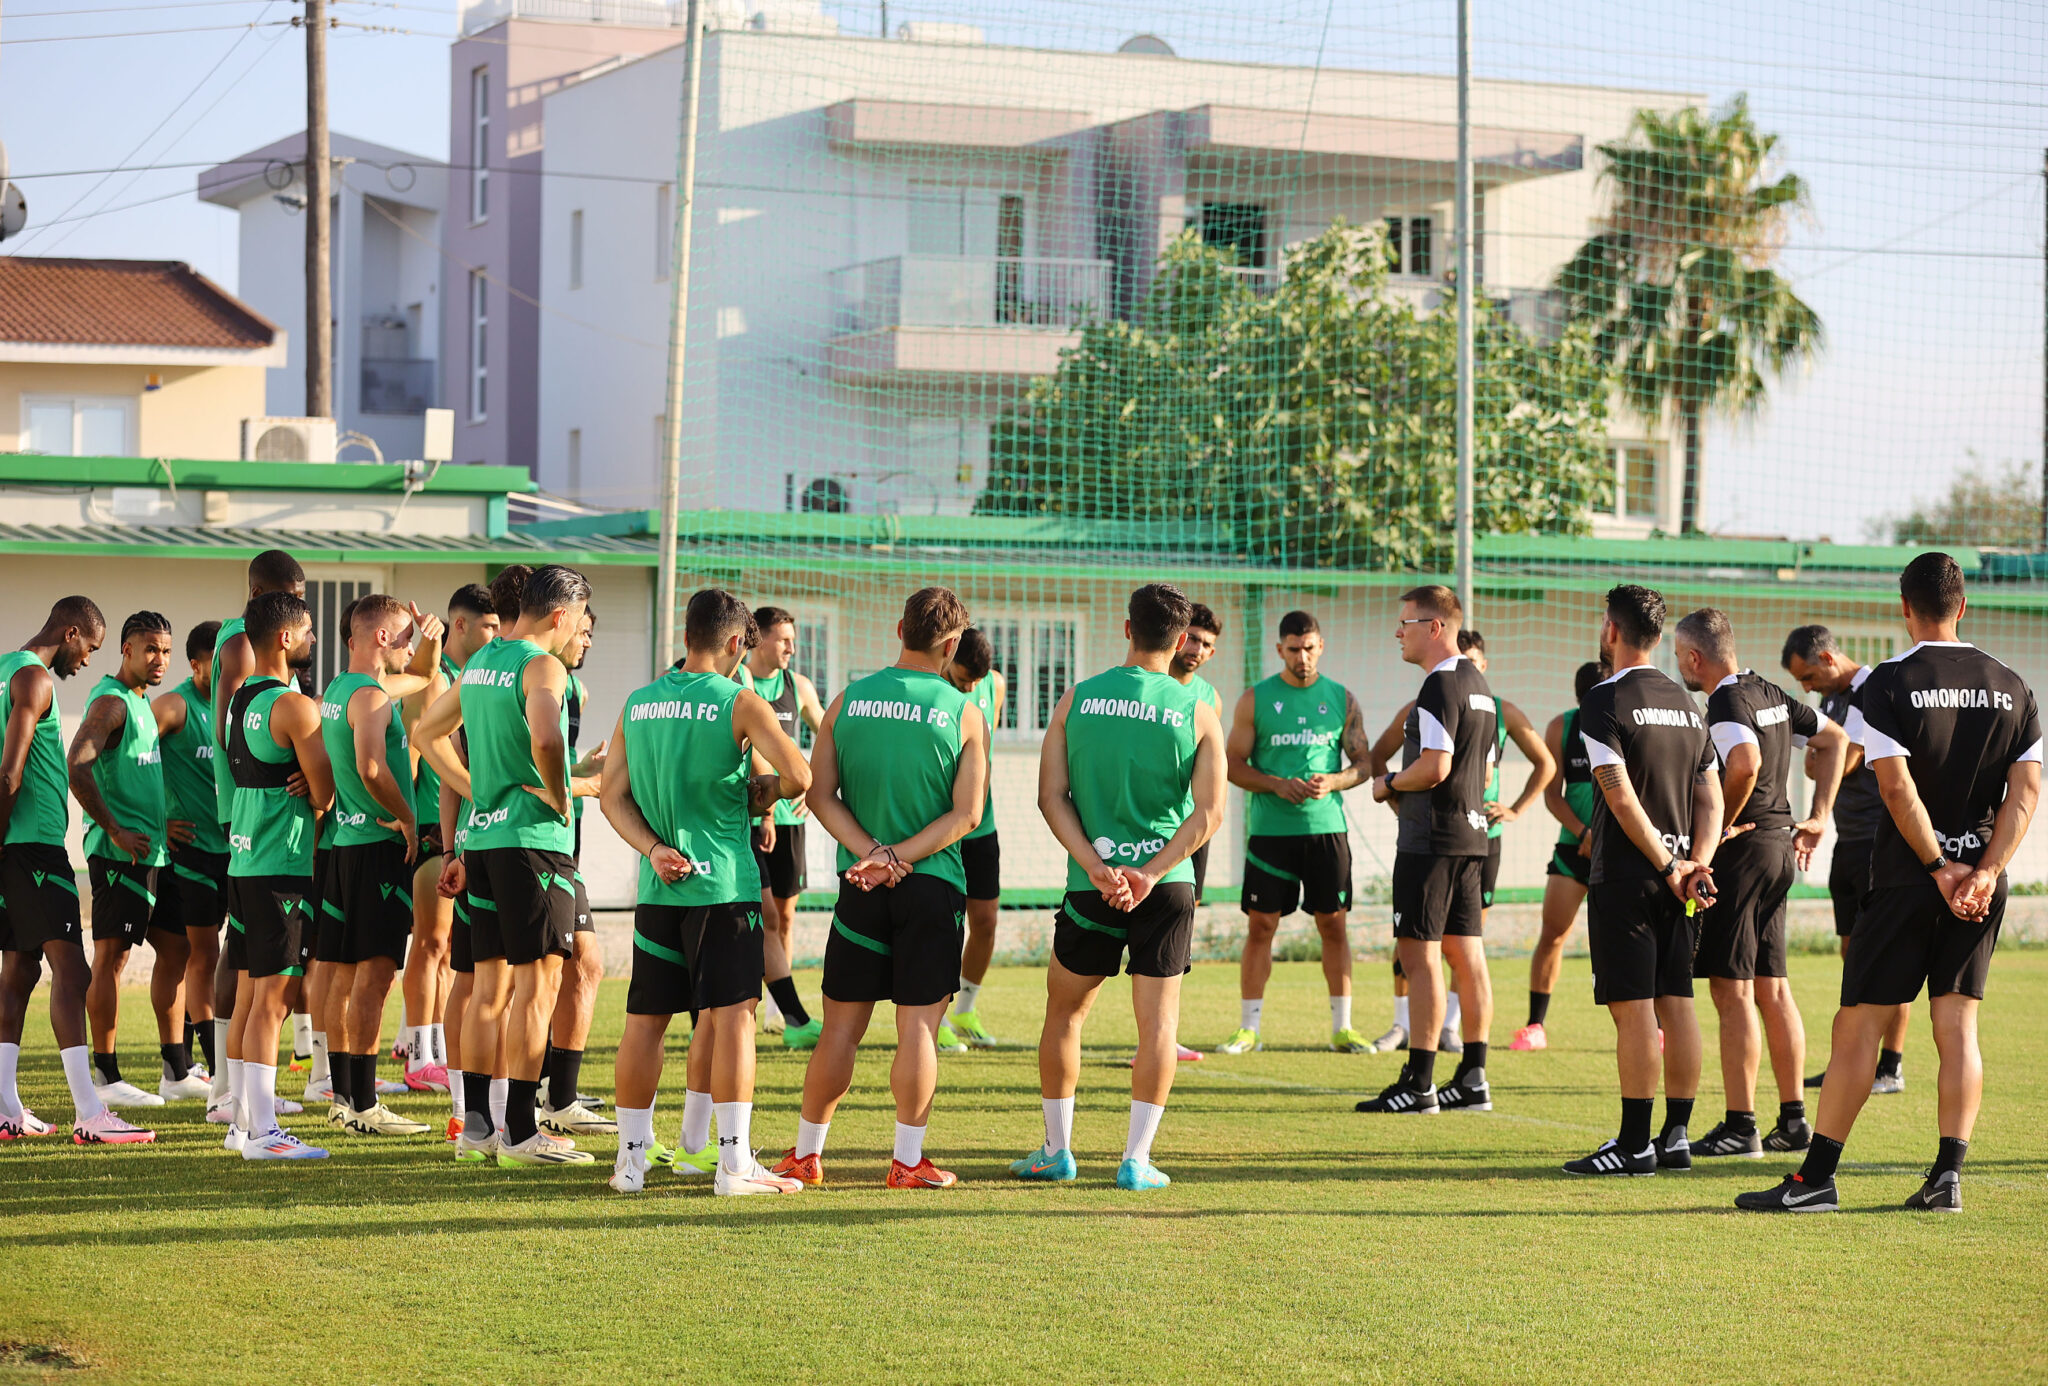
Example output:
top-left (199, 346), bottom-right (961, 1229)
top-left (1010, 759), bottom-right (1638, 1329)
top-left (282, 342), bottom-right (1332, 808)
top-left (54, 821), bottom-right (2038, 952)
top-left (1904, 1168), bottom-right (1962, 1213)
top-left (1803, 1071), bottom-right (1826, 1089)
top-left (1693, 1120), bottom-right (1765, 1159)
top-left (1564, 1139), bottom-right (1655, 1177)
top-left (1355, 1081), bottom-right (1439, 1114)
top-left (1435, 1071), bottom-right (1492, 1111)
top-left (1734, 1172), bottom-right (1838, 1212)
top-left (1655, 1126), bottom-right (1692, 1171)
top-left (1762, 1117), bottom-right (1812, 1152)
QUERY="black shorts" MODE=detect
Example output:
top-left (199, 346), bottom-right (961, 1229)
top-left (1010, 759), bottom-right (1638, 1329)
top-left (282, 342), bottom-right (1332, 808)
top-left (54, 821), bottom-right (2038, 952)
top-left (1191, 842), bottom-right (1210, 903)
top-left (754, 823), bottom-right (809, 899)
top-left (1587, 877), bottom-right (1697, 1005)
top-left (1546, 841), bottom-right (1593, 888)
top-left (1242, 833), bottom-right (1353, 917)
top-left (823, 873), bottom-right (965, 1007)
top-left (315, 840), bottom-right (413, 966)
top-left (1481, 836), bottom-right (1502, 908)
top-left (626, 900), bottom-right (764, 1015)
top-left (961, 831), bottom-right (999, 903)
top-left (305, 849), bottom-right (330, 956)
top-left (573, 870), bottom-right (593, 934)
top-left (465, 847), bottom-right (578, 966)
top-left (1829, 837), bottom-right (1874, 937)
top-left (0, 843), bottom-right (82, 953)
top-left (1695, 828), bottom-right (1793, 981)
top-left (1841, 876), bottom-right (2006, 1005)
top-left (1054, 884), bottom-right (1196, 979)
top-left (419, 823), bottom-right (445, 861)
top-left (1390, 851), bottom-right (1486, 941)
top-left (226, 874), bottom-right (314, 979)
top-left (88, 856), bottom-right (161, 946)
top-left (450, 894), bottom-right (473, 974)
top-left (152, 847), bottom-right (228, 934)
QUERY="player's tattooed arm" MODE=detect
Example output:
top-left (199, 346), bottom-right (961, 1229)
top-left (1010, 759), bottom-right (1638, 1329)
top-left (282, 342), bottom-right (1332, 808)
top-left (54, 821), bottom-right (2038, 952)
top-left (67, 692), bottom-right (147, 861)
top-left (1591, 761), bottom-right (1712, 905)
top-left (1319, 688), bottom-right (1373, 794)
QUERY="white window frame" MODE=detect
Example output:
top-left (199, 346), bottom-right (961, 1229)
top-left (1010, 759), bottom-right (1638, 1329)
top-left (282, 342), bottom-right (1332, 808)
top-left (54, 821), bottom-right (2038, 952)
top-left (978, 611), bottom-right (1082, 743)
top-left (302, 568), bottom-right (388, 693)
top-left (19, 394), bottom-right (136, 456)
top-left (468, 269), bottom-right (488, 422)
top-left (1615, 442), bottom-right (1662, 520)
top-left (469, 66), bottom-right (490, 223)
top-left (568, 209), bottom-right (584, 290)
top-left (655, 183), bottom-right (673, 281)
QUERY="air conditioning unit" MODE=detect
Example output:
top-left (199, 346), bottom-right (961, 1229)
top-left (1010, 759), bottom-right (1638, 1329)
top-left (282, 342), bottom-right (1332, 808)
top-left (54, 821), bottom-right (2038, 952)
top-left (240, 416), bottom-right (338, 463)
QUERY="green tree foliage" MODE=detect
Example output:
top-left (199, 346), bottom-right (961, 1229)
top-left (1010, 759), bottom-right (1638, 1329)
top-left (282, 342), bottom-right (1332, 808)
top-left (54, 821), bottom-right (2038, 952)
top-left (976, 222), bottom-right (1613, 571)
top-left (1875, 456), bottom-right (2040, 548)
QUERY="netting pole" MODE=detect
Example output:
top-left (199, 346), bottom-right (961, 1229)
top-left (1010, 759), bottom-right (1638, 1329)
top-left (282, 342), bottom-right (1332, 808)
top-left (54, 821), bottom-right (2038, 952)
top-left (1453, 0), bottom-right (1475, 617)
top-left (2039, 146), bottom-right (2046, 553)
top-left (655, 0), bottom-right (706, 668)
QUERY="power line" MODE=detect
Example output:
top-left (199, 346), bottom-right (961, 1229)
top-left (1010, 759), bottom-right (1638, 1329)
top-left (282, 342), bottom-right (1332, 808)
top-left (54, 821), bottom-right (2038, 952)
top-left (0, 20), bottom-right (290, 43)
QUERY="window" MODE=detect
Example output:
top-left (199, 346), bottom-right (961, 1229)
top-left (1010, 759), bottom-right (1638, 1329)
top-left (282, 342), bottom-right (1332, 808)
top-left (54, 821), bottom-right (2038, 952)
top-left (567, 428), bottom-right (581, 494)
top-left (21, 396), bottom-right (133, 455)
top-left (655, 184), bottom-right (672, 280)
top-left (468, 269), bottom-right (488, 420)
top-left (1199, 203), bottom-right (1267, 270)
top-left (1385, 216), bottom-right (1432, 276)
top-left (981, 614), bottom-right (1079, 741)
top-left (569, 210), bottom-right (584, 290)
top-left (789, 608), bottom-right (835, 747)
top-left (801, 477), bottom-right (849, 514)
top-left (1618, 444), bottom-right (1660, 519)
top-left (469, 67), bottom-right (490, 222)
top-left (1383, 217), bottom-right (1405, 273)
top-left (304, 575), bottom-right (376, 693)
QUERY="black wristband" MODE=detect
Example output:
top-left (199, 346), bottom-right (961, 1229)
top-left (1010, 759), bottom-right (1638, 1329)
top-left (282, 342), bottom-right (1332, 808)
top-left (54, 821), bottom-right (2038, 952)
top-left (1659, 856), bottom-right (1681, 878)
top-left (1924, 853), bottom-right (1949, 874)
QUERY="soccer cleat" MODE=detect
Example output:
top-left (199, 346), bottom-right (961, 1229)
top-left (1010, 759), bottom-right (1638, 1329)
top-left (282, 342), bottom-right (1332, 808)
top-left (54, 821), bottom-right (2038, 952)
top-left (1509, 1022), bottom-right (1548, 1052)
top-left (1904, 1168), bottom-right (1962, 1213)
top-left (325, 1102), bottom-right (349, 1127)
top-left (302, 1075), bottom-right (334, 1103)
top-left (495, 1131), bottom-right (595, 1166)
top-left (453, 1129), bottom-right (499, 1163)
top-left (241, 1127), bottom-right (328, 1161)
top-left (444, 1116), bottom-right (462, 1143)
top-left (669, 1143), bottom-right (718, 1178)
top-left (343, 1104), bottom-right (431, 1137)
top-left (1355, 1081), bottom-right (1439, 1115)
top-left (887, 1156), bottom-right (958, 1189)
top-left (205, 1100), bottom-right (236, 1125)
top-left (781, 1017), bottom-right (823, 1050)
top-left (1693, 1121), bottom-right (1766, 1159)
top-left (715, 1158), bottom-right (805, 1196)
top-left (373, 1077), bottom-right (408, 1098)
top-left (1656, 1126), bottom-right (1692, 1171)
top-left (1175, 1043), bottom-right (1203, 1062)
top-left (1871, 1069), bottom-right (1906, 1096)
top-left (1563, 1139), bottom-right (1656, 1177)
top-left (1330, 1027), bottom-right (1372, 1054)
top-left (274, 1095), bottom-right (304, 1116)
top-left (404, 1064), bottom-right (451, 1094)
top-left (934, 1021), bottom-right (968, 1055)
top-left (1434, 1073), bottom-right (1492, 1112)
top-left (1216, 1027), bottom-right (1262, 1055)
top-left (1734, 1172), bottom-right (1838, 1212)
top-left (391, 1038), bottom-right (407, 1063)
top-left (610, 1141), bottom-right (651, 1193)
top-left (92, 1079), bottom-right (165, 1108)
top-left (1438, 1028), bottom-right (1464, 1055)
top-left (952, 1012), bottom-right (999, 1048)
top-left (770, 1148), bottom-right (822, 1186)
top-left (0, 1108), bottom-right (53, 1140)
top-left (1763, 1117), bottom-right (1813, 1153)
top-left (157, 1072), bottom-right (212, 1102)
top-left (759, 1003), bottom-right (786, 1036)
top-left (1010, 1145), bottom-right (1078, 1182)
top-left (1803, 1071), bottom-right (1826, 1089)
top-left (72, 1109), bottom-right (156, 1145)
top-left (1116, 1158), bottom-right (1171, 1191)
top-left (645, 1140), bottom-right (675, 1170)
top-left (538, 1101), bottom-right (617, 1137)
top-left (1367, 1024), bottom-right (1409, 1054)
top-left (222, 1124), bottom-right (248, 1152)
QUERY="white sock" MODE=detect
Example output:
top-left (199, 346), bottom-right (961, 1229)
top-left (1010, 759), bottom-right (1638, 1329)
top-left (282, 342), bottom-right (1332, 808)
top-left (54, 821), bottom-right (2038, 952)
top-left (488, 1077), bottom-right (508, 1133)
top-left (681, 1089), bottom-right (714, 1154)
top-left (0, 1041), bottom-right (21, 1118)
top-left (396, 1024), bottom-right (413, 1064)
top-left (762, 993), bottom-right (784, 1026)
top-left (1240, 998), bottom-right (1263, 1032)
top-left (226, 1057), bottom-right (246, 1128)
top-left (246, 1060), bottom-right (278, 1134)
top-left (1445, 992), bottom-right (1463, 1036)
top-left (447, 1068), bottom-right (465, 1118)
top-left (617, 1103), bottom-right (655, 1152)
top-left (310, 1031), bottom-right (330, 1084)
top-left (1124, 1099), bottom-right (1165, 1164)
top-left (892, 1121), bottom-right (926, 1167)
top-left (715, 1101), bottom-right (752, 1174)
top-left (1394, 996), bottom-right (1411, 1030)
top-left (1042, 1095), bottom-right (1074, 1152)
top-left (1330, 994), bottom-right (1353, 1034)
top-left (796, 1117), bottom-right (830, 1159)
top-left (956, 978), bottom-right (982, 1016)
top-left (59, 1046), bottom-right (105, 1121)
top-left (428, 1022), bottom-right (447, 1065)
top-left (292, 1013), bottom-right (312, 1058)
top-left (210, 1020), bottom-right (232, 1103)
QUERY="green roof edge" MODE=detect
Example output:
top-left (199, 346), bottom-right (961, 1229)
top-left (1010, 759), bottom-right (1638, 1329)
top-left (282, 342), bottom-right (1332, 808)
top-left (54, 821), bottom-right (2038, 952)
top-left (0, 455), bottom-right (538, 496)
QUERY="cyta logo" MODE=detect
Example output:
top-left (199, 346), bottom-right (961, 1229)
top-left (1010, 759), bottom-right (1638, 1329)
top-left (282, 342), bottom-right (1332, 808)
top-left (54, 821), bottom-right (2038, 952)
top-left (1093, 834), bottom-right (1166, 862)
top-left (1092, 836), bottom-right (1116, 858)
top-left (1466, 809), bottom-right (1488, 831)
top-left (229, 833), bottom-right (254, 852)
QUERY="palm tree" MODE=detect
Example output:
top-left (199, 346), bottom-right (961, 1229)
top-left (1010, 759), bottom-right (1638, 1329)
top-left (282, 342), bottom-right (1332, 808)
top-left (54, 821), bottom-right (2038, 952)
top-left (1556, 95), bottom-right (1823, 534)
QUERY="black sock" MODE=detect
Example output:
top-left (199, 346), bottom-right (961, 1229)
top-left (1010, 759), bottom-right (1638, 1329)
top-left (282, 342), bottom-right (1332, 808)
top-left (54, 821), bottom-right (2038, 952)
top-left (357, 1054), bottom-right (379, 1112)
top-left (1454, 1041), bottom-right (1488, 1082)
top-left (462, 1070), bottom-right (494, 1136)
top-left (1620, 1097), bottom-right (1654, 1151)
top-left (503, 1079), bottom-right (541, 1144)
top-left (1933, 1136), bottom-right (1968, 1177)
top-left (1661, 1096), bottom-right (1694, 1139)
top-left (1404, 1048), bottom-right (1438, 1090)
top-left (767, 976), bottom-right (810, 1028)
top-left (1876, 1047), bottom-right (1903, 1079)
top-left (93, 1051), bottom-right (121, 1085)
top-left (1799, 1133), bottom-right (1844, 1183)
top-left (196, 1020), bottom-right (217, 1072)
top-left (1779, 1100), bottom-right (1806, 1126)
top-left (160, 1042), bottom-right (190, 1082)
top-left (1527, 991), bottom-right (1550, 1028)
top-left (1726, 1109), bottom-right (1757, 1134)
top-left (543, 1048), bottom-right (584, 1111)
top-left (183, 1015), bottom-right (198, 1055)
top-left (330, 1053), bottom-right (355, 1111)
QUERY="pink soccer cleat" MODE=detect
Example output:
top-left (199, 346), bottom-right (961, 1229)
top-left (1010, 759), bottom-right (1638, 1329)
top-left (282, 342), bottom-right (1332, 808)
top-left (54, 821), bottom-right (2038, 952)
top-left (1, 1107), bottom-right (54, 1139)
top-left (405, 1063), bottom-right (451, 1094)
top-left (1509, 1023), bottom-right (1548, 1052)
top-left (72, 1109), bottom-right (157, 1145)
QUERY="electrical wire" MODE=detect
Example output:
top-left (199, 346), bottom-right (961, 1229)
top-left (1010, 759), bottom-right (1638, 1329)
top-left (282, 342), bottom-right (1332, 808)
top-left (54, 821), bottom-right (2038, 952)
top-left (0, 20), bottom-right (289, 43)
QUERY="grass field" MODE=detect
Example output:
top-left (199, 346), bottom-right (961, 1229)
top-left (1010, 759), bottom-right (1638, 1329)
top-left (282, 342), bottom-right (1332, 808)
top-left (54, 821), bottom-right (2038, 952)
top-left (4, 952), bottom-right (2046, 1384)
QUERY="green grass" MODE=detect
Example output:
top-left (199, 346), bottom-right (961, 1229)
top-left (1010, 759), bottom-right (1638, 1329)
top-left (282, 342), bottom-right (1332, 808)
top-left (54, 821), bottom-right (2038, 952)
top-left (5, 954), bottom-right (2046, 1384)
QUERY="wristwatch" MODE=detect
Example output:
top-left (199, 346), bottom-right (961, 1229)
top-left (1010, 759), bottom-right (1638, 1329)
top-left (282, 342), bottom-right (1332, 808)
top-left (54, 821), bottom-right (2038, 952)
top-left (1924, 852), bottom-right (1950, 874)
top-left (1659, 856), bottom-right (1682, 879)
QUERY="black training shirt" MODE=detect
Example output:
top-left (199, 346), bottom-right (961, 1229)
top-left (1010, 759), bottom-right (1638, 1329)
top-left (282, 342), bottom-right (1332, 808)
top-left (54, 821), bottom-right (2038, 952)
top-left (1708, 670), bottom-right (1822, 831)
top-left (1821, 667), bottom-right (1883, 842)
top-left (1578, 664), bottom-right (1716, 885)
top-left (1856, 641), bottom-right (2041, 888)
top-left (1397, 654), bottom-right (1496, 857)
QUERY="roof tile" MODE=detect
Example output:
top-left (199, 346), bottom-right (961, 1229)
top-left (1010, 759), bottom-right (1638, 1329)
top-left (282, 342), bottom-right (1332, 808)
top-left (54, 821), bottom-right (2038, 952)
top-left (0, 257), bottom-right (277, 349)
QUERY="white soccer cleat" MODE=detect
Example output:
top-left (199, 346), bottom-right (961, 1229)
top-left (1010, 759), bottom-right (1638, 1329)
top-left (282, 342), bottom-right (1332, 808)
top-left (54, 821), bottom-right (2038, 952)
top-left (714, 1157), bottom-right (804, 1196)
top-left (342, 1103), bottom-right (431, 1136)
top-left (223, 1124), bottom-right (249, 1152)
top-left (157, 1072), bottom-right (212, 1103)
top-left (302, 1076), bottom-right (334, 1102)
top-left (538, 1101), bottom-right (618, 1137)
top-left (92, 1079), bottom-right (166, 1108)
top-left (273, 1095), bottom-right (304, 1116)
top-left (610, 1141), bottom-right (651, 1194)
top-left (205, 1100), bottom-right (237, 1125)
top-left (241, 1127), bottom-right (329, 1161)
top-left (495, 1131), bottom-right (595, 1166)
top-left (0, 1107), bottom-right (54, 1140)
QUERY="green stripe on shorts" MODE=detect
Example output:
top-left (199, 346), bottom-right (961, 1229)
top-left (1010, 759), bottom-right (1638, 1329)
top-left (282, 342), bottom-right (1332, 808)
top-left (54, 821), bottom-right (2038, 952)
top-left (173, 862), bottom-right (215, 888)
top-left (1245, 848), bottom-right (1299, 883)
top-left (111, 872), bottom-right (156, 907)
top-left (633, 929), bottom-right (687, 968)
top-left (831, 915), bottom-right (892, 957)
top-left (1061, 902), bottom-right (1128, 941)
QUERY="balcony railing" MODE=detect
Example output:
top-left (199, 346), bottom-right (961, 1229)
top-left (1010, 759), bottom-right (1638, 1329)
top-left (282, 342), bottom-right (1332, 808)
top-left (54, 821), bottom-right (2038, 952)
top-left (359, 358), bottom-right (436, 416)
top-left (461, 0), bottom-right (682, 33)
top-left (831, 255), bottom-right (1112, 336)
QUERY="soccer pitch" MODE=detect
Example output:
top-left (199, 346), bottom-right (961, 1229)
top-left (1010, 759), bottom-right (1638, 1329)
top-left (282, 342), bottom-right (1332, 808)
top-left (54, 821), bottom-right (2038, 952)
top-left (5, 953), bottom-right (2045, 1385)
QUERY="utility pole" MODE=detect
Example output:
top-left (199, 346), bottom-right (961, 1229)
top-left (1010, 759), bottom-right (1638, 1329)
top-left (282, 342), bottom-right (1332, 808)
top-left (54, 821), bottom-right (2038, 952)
top-left (1453, 0), bottom-right (1475, 617)
top-left (2039, 148), bottom-right (2046, 553)
top-left (655, 0), bottom-right (706, 666)
top-left (305, 0), bottom-right (332, 419)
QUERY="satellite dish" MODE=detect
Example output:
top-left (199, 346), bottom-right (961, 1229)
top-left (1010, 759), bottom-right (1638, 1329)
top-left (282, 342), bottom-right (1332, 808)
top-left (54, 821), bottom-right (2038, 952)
top-left (1118, 33), bottom-right (1174, 56)
top-left (0, 183), bottom-right (27, 243)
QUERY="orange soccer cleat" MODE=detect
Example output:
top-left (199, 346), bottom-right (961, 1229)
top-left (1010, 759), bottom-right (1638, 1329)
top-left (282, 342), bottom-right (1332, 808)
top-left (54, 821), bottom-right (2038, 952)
top-left (771, 1147), bottom-right (823, 1186)
top-left (886, 1156), bottom-right (958, 1190)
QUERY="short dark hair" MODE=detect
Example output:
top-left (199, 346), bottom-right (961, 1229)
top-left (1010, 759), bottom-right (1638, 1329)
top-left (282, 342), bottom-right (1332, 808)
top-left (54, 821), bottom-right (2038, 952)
top-left (247, 549), bottom-right (304, 594)
top-left (120, 611), bottom-right (171, 645)
top-left (1573, 659), bottom-right (1605, 702)
top-left (1399, 585), bottom-right (1463, 626)
top-left (1456, 627), bottom-right (1486, 656)
top-left (1674, 607), bottom-right (1736, 664)
top-left (489, 565), bottom-right (531, 622)
top-left (1277, 609), bottom-right (1320, 640)
top-left (754, 605), bottom-right (794, 634)
top-left (684, 589), bottom-right (751, 653)
top-left (337, 597), bottom-right (360, 644)
top-left (521, 564), bottom-right (592, 617)
top-left (1604, 584), bottom-right (1666, 649)
top-left (187, 619), bottom-right (221, 662)
top-left (1129, 583), bottom-right (1194, 653)
top-left (448, 583), bottom-right (493, 619)
top-left (901, 587), bottom-right (968, 652)
top-left (350, 594), bottom-right (409, 640)
top-left (953, 627), bottom-right (994, 682)
top-left (48, 596), bottom-right (105, 635)
top-left (1900, 551), bottom-right (1965, 622)
top-left (245, 590), bottom-right (309, 647)
top-left (1187, 602), bottom-right (1221, 637)
top-left (1781, 624), bottom-right (1837, 670)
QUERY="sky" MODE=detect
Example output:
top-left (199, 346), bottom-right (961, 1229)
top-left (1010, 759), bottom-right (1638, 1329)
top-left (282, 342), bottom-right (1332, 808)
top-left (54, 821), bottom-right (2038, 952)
top-left (2, 0), bottom-right (2043, 542)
